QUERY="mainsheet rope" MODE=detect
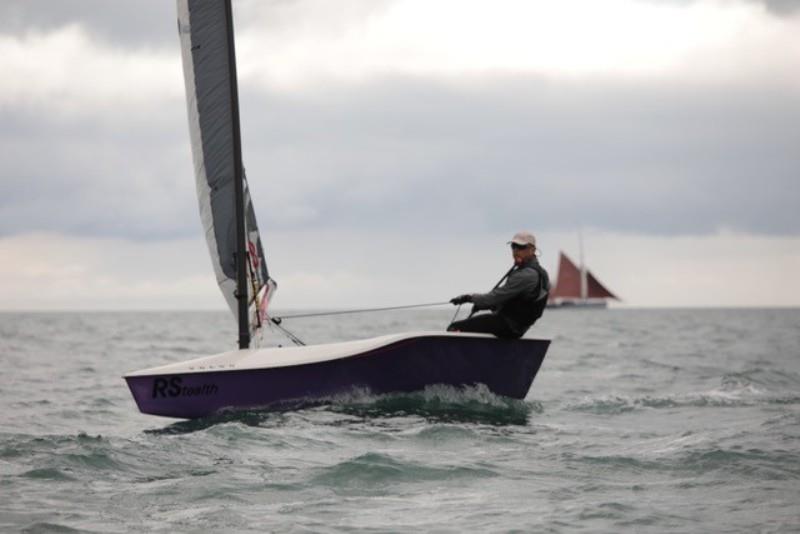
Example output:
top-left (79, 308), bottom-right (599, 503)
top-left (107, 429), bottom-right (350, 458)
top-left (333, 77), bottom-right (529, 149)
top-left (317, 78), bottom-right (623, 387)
top-left (270, 266), bottom-right (515, 344)
top-left (269, 301), bottom-right (450, 347)
top-left (273, 301), bottom-right (451, 322)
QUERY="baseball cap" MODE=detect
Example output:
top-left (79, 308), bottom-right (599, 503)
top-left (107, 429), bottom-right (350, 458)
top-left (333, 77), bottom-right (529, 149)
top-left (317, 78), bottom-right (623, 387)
top-left (507, 231), bottom-right (536, 247)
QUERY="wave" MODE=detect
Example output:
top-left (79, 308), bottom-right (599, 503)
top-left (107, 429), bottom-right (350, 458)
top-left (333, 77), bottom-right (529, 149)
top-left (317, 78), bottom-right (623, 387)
top-left (679, 448), bottom-right (800, 480)
top-left (20, 467), bottom-right (77, 482)
top-left (150, 384), bottom-right (537, 434)
top-left (1, 432), bottom-right (106, 457)
top-left (311, 452), bottom-right (497, 491)
top-left (0, 431), bottom-right (136, 489)
top-left (567, 447), bottom-right (800, 480)
top-left (566, 371), bottom-right (800, 414)
top-left (20, 523), bottom-right (90, 534)
top-left (721, 368), bottom-right (800, 390)
top-left (567, 392), bottom-right (800, 414)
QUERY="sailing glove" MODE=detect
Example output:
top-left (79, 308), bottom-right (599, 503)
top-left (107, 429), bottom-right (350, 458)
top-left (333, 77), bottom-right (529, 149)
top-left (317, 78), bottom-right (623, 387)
top-left (450, 294), bottom-right (473, 305)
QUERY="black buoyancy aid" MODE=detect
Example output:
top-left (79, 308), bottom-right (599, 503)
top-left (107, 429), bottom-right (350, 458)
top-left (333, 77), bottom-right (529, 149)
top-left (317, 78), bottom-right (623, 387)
top-left (500, 263), bottom-right (550, 332)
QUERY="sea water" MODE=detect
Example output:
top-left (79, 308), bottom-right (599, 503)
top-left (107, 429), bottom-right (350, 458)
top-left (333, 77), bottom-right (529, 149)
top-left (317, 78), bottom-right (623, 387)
top-left (1, 308), bottom-right (798, 532)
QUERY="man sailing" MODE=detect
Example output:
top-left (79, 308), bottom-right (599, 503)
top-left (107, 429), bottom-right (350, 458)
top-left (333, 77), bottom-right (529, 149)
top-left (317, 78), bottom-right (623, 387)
top-left (448, 231), bottom-right (549, 339)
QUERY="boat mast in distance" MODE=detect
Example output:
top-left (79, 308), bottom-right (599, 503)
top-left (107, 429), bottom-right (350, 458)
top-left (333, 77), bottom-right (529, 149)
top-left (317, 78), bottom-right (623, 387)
top-left (548, 251), bottom-right (619, 308)
top-left (578, 229), bottom-right (587, 301)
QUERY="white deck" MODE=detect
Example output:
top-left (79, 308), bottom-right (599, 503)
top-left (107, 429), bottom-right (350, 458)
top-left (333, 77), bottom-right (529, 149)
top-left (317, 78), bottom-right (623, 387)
top-left (124, 331), bottom-right (495, 377)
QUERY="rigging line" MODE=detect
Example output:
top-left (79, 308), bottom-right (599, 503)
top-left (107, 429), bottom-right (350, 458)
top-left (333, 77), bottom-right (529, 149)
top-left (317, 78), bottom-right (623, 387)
top-left (269, 317), bottom-right (306, 346)
top-left (275, 301), bottom-right (450, 321)
top-left (448, 303), bottom-right (463, 328)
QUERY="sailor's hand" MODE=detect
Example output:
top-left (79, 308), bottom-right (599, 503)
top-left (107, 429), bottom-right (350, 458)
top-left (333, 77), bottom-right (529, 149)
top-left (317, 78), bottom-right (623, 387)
top-left (450, 294), bottom-right (473, 305)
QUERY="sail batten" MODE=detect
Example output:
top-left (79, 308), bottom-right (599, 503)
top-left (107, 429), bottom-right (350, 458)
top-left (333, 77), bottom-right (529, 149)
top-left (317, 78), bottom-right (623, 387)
top-left (177, 0), bottom-right (274, 340)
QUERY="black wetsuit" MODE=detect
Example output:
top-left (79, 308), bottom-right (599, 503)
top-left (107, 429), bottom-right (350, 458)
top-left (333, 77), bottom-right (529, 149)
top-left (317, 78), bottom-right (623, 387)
top-left (448, 258), bottom-right (549, 339)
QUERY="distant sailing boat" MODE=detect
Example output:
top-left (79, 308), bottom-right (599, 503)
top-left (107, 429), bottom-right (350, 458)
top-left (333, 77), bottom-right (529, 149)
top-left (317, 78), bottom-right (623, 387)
top-left (123, 0), bottom-right (550, 419)
top-left (548, 251), bottom-right (619, 308)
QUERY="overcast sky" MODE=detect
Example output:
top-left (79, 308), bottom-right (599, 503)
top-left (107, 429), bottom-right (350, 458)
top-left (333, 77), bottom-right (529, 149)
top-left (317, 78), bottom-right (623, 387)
top-left (0, 0), bottom-right (798, 311)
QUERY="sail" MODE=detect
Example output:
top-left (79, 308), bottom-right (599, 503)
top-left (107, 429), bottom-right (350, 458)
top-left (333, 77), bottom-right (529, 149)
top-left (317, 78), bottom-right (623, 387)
top-left (549, 251), bottom-right (618, 302)
top-left (549, 252), bottom-right (582, 300)
top-left (177, 0), bottom-right (276, 336)
top-left (586, 271), bottom-right (618, 300)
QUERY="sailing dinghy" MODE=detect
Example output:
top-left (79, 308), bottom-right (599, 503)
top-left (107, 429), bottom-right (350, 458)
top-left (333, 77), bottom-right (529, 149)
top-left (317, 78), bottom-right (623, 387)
top-left (124, 0), bottom-right (550, 419)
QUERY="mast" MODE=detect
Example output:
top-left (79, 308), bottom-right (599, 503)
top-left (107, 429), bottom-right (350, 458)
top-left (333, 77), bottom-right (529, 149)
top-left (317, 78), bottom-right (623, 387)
top-left (224, 0), bottom-right (249, 349)
top-left (178, 0), bottom-right (276, 348)
top-left (578, 229), bottom-right (587, 302)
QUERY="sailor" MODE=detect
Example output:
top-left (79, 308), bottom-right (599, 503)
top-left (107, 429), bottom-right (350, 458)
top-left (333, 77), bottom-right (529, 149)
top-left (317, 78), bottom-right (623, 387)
top-left (448, 231), bottom-right (549, 339)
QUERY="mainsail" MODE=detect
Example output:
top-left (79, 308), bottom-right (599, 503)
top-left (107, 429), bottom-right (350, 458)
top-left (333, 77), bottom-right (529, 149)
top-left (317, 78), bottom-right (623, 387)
top-left (549, 252), bottom-right (582, 301)
top-left (549, 252), bottom-right (618, 303)
top-left (177, 0), bottom-right (275, 342)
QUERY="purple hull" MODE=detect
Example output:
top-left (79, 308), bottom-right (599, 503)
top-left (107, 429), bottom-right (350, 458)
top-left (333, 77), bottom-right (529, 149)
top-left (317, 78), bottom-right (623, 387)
top-left (126, 335), bottom-right (550, 419)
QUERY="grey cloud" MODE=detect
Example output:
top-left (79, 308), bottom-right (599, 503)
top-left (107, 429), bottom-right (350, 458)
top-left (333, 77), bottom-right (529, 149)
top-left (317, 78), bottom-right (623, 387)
top-left (3, 0), bottom-right (798, 54)
top-left (0, 0), bottom-right (380, 47)
top-left (0, 106), bottom-right (199, 240)
top-left (745, 0), bottom-right (800, 16)
top-left (641, 0), bottom-right (800, 16)
top-left (1, 76), bottom-right (798, 241)
top-left (761, 0), bottom-right (800, 15)
top-left (0, 0), bottom-right (175, 47)
top-left (239, 77), bottom-right (800, 237)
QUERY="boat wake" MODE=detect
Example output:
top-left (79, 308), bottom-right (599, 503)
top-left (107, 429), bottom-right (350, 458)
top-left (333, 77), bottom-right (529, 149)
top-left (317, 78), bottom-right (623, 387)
top-left (149, 384), bottom-right (538, 434)
top-left (325, 384), bottom-right (538, 425)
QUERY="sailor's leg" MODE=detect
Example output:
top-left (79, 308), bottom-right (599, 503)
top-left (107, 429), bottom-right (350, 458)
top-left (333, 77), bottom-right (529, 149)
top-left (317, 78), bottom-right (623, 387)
top-left (447, 313), bottom-right (518, 338)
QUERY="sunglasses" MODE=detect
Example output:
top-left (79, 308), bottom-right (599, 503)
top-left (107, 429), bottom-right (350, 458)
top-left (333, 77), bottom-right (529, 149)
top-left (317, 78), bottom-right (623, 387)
top-left (510, 243), bottom-right (531, 251)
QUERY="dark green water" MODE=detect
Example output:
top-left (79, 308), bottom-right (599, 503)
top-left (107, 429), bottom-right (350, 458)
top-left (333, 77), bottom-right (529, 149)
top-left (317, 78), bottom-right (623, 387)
top-left (1, 309), bottom-right (799, 532)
